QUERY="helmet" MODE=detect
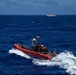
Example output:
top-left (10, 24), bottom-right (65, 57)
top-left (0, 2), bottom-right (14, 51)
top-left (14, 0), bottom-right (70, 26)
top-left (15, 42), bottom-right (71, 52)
top-left (41, 45), bottom-right (44, 47)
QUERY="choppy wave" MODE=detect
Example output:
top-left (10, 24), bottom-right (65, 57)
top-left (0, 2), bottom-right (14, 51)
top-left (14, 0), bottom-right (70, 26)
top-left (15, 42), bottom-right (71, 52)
top-left (9, 49), bottom-right (76, 75)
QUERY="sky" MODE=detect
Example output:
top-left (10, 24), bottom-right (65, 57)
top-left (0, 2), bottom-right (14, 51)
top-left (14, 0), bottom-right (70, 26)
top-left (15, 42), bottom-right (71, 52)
top-left (0, 0), bottom-right (76, 15)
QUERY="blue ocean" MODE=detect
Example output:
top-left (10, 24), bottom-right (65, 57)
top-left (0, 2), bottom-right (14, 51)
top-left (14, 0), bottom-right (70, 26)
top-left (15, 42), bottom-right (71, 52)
top-left (0, 15), bottom-right (76, 75)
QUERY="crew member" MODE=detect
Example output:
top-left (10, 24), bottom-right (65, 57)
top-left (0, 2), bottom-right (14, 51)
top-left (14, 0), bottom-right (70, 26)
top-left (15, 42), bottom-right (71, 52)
top-left (41, 45), bottom-right (48, 54)
top-left (31, 38), bottom-right (48, 54)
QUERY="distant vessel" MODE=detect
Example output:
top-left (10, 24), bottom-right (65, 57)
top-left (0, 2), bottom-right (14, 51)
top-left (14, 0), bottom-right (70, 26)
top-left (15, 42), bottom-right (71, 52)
top-left (46, 14), bottom-right (56, 17)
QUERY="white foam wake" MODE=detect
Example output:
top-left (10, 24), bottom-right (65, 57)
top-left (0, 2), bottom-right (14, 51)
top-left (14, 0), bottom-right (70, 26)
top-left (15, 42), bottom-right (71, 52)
top-left (9, 48), bottom-right (31, 59)
top-left (9, 49), bottom-right (76, 75)
top-left (32, 51), bottom-right (76, 75)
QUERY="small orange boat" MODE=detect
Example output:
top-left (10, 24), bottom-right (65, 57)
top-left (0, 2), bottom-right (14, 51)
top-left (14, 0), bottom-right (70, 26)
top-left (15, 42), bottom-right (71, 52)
top-left (13, 43), bottom-right (57, 60)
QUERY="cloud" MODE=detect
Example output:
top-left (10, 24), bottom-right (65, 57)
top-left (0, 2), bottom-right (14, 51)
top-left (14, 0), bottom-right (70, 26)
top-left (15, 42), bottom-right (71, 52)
top-left (32, 0), bottom-right (58, 5)
top-left (0, 0), bottom-right (58, 7)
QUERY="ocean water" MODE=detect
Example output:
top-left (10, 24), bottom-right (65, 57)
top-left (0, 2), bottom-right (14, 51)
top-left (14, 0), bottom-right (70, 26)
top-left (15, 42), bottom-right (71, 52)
top-left (0, 15), bottom-right (76, 75)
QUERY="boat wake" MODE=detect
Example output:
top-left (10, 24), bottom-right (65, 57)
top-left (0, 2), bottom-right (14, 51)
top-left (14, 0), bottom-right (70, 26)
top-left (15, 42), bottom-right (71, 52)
top-left (33, 51), bottom-right (76, 75)
top-left (9, 48), bottom-right (31, 59)
top-left (9, 49), bottom-right (76, 75)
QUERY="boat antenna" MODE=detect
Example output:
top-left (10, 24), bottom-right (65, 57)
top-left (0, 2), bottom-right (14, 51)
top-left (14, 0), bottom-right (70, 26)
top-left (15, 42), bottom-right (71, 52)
top-left (36, 35), bottom-right (40, 43)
